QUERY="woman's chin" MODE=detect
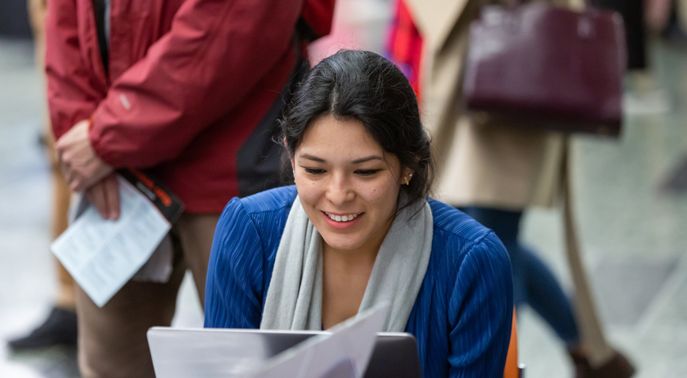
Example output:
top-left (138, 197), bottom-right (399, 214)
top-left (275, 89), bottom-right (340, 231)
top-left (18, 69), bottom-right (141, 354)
top-left (320, 235), bottom-right (364, 254)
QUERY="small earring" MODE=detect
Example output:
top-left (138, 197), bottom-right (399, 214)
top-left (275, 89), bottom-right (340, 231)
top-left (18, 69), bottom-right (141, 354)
top-left (402, 173), bottom-right (413, 186)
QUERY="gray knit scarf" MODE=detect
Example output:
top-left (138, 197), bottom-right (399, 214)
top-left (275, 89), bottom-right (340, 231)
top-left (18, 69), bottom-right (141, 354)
top-left (260, 195), bottom-right (433, 331)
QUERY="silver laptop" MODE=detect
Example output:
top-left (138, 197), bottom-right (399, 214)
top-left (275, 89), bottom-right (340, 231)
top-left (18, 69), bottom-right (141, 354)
top-left (147, 327), bottom-right (421, 378)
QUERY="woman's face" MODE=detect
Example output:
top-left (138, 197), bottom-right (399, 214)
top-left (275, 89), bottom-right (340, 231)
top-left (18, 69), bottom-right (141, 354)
top-left (293, 114), bottom-right (407, 255)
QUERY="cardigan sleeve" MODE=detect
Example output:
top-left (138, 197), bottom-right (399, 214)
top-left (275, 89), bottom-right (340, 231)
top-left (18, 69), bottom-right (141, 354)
top-left (448, 232), bottom-right (513, 377)
top-left (204, 198), bottom-right (264, 329)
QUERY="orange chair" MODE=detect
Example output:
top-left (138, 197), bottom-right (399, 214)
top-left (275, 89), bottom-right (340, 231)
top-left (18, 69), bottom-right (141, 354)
top-left (504, 311), bottom-right (523, 378)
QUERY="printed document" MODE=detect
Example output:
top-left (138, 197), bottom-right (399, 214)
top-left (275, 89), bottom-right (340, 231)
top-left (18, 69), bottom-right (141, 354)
top-left (51, 176), bottom-right (170, 307)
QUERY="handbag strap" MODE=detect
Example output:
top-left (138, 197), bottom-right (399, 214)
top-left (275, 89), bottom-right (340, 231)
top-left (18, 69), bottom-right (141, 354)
top-left (561, 141), bottom-right (614, 367)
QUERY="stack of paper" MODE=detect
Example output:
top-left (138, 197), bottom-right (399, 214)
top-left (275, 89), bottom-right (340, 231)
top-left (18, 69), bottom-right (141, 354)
top-left (51, 176), bottom-right (171, 307)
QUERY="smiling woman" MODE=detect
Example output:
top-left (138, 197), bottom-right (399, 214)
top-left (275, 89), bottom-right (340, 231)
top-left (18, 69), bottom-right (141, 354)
top-left (294, 115), bottom-right (407, 329)
top-left (295, 116), bottom-right (403, 261)
top-left (204, 50), bottom-right (514, 377)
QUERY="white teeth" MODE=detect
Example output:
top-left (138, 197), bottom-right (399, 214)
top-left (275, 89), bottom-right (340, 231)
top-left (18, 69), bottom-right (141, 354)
top-left (325, 212), bottom-right (359, 222)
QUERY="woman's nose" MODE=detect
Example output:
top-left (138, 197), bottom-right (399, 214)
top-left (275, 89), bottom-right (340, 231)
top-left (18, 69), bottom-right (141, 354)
top-left (326, 175), bottom-right (354, 205)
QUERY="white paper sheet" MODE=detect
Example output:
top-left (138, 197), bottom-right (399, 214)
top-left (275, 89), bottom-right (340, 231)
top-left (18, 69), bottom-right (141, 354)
top-left (51, 176), bottom-right (170, 307)
top-left (251, 304), bottom-right (388, 378)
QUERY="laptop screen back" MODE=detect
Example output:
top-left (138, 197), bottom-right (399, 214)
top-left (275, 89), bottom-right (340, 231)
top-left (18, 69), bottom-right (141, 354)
top-left (147, 327), bottom-right (421, 378)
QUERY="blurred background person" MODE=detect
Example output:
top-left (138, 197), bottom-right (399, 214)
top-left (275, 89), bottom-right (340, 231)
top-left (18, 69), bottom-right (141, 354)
top-left (45, 0), bottom-right (334, 377)
top-left (309, 0), bottom-right (393, 63)
top-left (7, 0), bottom-right (77, 352)
top-left (663, 0), bottom-right (687, 40)
top-left (593, 0), bottom-right (671, 115)
top-left (395, 0), bottom-right (635, 376)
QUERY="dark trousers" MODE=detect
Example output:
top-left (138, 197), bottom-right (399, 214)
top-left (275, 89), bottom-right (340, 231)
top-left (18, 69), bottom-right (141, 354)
top-left (593, 0), bottom-right (648, 70)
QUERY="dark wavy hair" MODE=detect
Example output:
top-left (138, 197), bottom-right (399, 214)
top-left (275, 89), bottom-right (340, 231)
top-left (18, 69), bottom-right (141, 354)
top-left (280, 49), bottom-right (433, 207)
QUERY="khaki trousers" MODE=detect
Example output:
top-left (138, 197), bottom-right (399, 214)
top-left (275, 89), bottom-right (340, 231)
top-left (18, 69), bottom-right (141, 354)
top-left (76, 214), bottom-right (218, 378)
top-left (51, 137), bottom-right (76, 309)
top-left (28, 0), bottom-right (77, 310)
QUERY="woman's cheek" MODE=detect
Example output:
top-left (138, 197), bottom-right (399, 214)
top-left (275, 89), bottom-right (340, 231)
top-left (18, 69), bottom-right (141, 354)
top-left (361, 181), bottom-right (397, 204)
top-left (295, 177), bottom-right (321, 205)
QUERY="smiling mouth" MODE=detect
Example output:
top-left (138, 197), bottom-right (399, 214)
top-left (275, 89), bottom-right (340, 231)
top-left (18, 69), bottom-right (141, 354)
top-left (322, 211), bottom-right (362, 223)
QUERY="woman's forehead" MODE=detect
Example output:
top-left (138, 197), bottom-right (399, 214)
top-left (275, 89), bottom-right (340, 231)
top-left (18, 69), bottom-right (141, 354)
top-left (298, 115), bottom-right (381, 152)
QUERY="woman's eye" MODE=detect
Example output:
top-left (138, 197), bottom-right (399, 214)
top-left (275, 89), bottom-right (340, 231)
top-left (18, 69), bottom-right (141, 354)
top-left (355, 169), bottom-right (382, 176)
top-left (303, 167), bottom-right (326, 175)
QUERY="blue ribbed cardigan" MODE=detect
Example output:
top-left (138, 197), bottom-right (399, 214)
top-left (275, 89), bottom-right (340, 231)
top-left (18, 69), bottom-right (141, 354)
top-left (204, 186), bottom-right (513, 377)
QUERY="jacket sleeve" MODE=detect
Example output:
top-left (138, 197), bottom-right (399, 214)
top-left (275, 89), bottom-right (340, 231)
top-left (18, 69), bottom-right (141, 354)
top-left (448, 232), bottom-right (513, 377)
top-left (204, 198), bottom-right (265, 329)
top-left (45, 0), bottom-right (107, 140)
top-left (88, 0), bottom-right (319, 168)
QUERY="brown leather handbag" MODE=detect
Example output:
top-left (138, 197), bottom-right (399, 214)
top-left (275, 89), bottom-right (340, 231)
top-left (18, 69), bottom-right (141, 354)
top-left (462, 3), bottom-right (626, 136)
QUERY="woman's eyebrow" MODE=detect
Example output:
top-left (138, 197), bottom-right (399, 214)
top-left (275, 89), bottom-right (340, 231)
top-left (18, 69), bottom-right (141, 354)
top-left (298, 154), bottom-right (325, 162)
top-left (351, 155), bottom-right (383, 164)
top-left (298, 154), bottom-right (383, 164)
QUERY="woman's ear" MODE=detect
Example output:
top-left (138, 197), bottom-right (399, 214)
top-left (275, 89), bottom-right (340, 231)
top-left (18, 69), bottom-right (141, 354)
top-left (401, 167), bottom-right (414, 186)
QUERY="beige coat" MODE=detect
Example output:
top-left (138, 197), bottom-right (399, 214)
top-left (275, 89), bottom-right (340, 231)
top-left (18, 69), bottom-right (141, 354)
top-left (404, 0), bottom-right (618, 363)
top-left (405, 0), bottom-right (581, 209)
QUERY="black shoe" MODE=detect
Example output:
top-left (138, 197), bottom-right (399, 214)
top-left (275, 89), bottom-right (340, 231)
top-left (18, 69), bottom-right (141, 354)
top-left (7, 307), bottom-right (77, 351)
top-left (36, 131), bottom-right (49, 148)
top-left (569, 348), bottom-right (636, 378)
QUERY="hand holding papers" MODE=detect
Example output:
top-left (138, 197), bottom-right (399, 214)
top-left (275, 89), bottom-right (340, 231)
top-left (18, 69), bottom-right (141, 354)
top-left (51, 171), bottom-right (183, 307)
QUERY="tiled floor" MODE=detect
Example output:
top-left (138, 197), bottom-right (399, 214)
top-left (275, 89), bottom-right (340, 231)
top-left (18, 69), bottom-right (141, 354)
top-left (1, 32), bottom-right (687, 378)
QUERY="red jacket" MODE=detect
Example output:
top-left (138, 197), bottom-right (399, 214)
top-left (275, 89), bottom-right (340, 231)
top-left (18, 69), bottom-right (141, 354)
top-left (45, 0), bottom-right (334, 213)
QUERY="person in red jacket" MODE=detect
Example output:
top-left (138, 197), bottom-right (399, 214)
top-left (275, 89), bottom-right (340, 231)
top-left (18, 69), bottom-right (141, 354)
top-left (46, 1), bottom-right (334, 377)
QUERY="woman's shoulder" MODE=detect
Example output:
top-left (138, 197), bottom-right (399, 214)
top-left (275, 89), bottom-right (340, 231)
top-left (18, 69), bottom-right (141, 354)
top-left (428, 198), bottom-right (491, 241)
top-left (217, 185), bottom-right (297, 238)
top-left (221, 185), bottom-right (296, 218)
top-left (427, 198), bottom-right (508, 265)
top-left (231, 185), bottom-right (298, 215)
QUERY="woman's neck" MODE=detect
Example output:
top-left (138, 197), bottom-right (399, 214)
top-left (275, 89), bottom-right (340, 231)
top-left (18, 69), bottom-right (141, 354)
top-left (322, 243), bottom-right (379, 271)
top-left (320, 216), bottom-right (395, 328)
top-left (320, 241), bottom-right (381, 329)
